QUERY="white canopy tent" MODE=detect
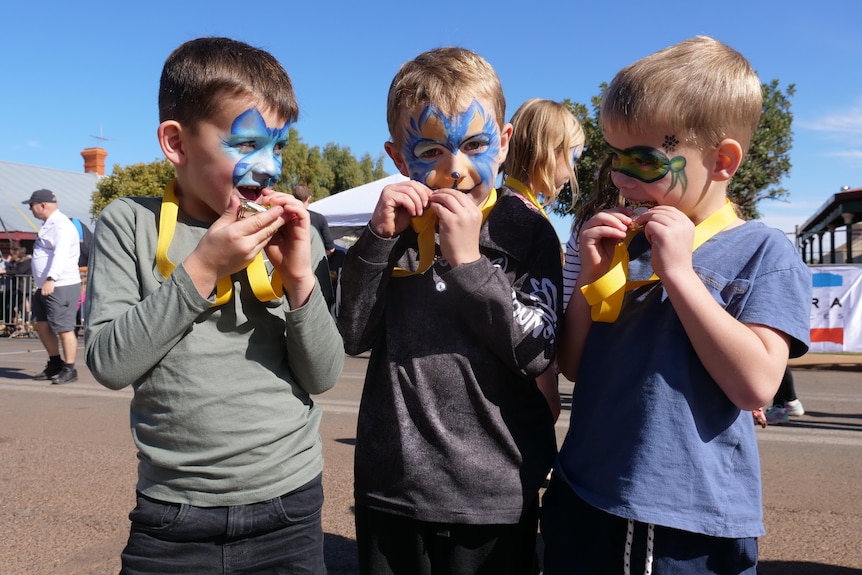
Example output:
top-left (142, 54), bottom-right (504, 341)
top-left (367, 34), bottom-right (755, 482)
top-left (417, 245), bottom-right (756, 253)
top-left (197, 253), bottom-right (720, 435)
top-left (309, 174), bottom-right (409, 243)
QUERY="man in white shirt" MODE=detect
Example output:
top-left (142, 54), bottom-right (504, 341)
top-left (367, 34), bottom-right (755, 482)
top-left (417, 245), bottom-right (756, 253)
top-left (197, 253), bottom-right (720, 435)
top-left (22, 189), bottom-right (81, 384)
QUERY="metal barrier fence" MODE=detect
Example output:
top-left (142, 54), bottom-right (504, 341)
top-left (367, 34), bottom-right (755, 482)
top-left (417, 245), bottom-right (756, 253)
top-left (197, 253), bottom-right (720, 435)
top-left (1, 272), bottom-right (87, 338)
top-left (1, 274), bottom-right (36, 337)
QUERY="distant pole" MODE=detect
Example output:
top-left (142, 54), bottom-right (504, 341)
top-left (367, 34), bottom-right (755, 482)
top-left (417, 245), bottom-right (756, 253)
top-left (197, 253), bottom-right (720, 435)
top-left (90, 123), bottom-right (111, 147)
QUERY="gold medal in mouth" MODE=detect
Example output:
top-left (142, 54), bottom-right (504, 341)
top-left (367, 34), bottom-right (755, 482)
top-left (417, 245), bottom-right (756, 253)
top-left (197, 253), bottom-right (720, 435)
top-left (239, 198), bottom-right (270, 218)
top-left (627, 202), bottom-right (653, 231)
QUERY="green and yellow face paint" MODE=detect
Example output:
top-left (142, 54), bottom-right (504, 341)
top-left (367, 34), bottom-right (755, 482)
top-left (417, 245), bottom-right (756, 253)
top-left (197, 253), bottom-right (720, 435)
top-left (607, 140), bottom-right (687, 195)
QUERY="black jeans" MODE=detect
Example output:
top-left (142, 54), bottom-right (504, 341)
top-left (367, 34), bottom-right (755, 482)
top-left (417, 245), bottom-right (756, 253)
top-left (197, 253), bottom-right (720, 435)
top-left (355, 502), bottom-right (539, 575)
top-left (121, 474), bottom-right (325, 575)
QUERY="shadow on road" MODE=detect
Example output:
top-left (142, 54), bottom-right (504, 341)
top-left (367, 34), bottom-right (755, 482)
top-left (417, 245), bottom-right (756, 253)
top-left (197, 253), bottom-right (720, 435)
top-left (758, 560), bottom-right (861, 574)
top-left (792, 363), bottom-right (862, 373)
top-left (325, 532), bottom-right (358, 574)
top-left (0, 367), bottom-right (33, 380)
top-left (774, 411), bottom-right (862, 433)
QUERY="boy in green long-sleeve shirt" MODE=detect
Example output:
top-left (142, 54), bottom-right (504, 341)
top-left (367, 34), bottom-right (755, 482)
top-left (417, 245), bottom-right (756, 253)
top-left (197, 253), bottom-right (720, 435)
top-left (85, 37), bottom-right (343, 574)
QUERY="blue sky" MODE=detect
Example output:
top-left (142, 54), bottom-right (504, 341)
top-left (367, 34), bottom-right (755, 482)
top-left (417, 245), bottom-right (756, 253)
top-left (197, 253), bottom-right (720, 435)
top-left (3, 1), bottom-right (860, 243)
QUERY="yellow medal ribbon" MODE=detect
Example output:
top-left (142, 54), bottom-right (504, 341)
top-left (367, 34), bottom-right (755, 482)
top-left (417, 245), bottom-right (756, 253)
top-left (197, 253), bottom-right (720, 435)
top-left (392, 187), bottom-right (498, 277)
top-left (156, 179), bottom-right (283, 306)
top-left (504, 176), bottom-right (549, 220)
top-left (580, 200), bottom-right (738, 323)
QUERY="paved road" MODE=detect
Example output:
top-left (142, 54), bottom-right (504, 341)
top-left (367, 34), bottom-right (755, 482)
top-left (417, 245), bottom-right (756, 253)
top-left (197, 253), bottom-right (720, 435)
top-left (1, 337), bottom-right (860, 574)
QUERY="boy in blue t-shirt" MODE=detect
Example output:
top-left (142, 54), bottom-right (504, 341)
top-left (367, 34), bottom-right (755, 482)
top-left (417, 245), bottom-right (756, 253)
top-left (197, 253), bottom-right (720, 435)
top-left (545, 36), bottom-right (811, 574)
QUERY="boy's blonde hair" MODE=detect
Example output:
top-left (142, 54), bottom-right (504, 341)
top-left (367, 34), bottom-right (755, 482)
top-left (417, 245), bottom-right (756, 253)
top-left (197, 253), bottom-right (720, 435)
top-left (601, 36), bottom-right (762, 155)
top-left (386, 47), bottom-right (506, 146)
top-left (502, 98), bottom-right (585, 205)
top-left (159, 37), bottom-right (299, 132)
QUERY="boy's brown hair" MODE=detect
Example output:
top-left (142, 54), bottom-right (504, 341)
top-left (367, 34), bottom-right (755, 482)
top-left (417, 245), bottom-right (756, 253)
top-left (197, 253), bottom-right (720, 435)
top-left (601, 36), bottom-right (762, 155)
top-left (291, 183), bottom-right (312, 203)
top-left (386, 47), bottom-right (506, 146)
top-left (158, 37), bottom-right (299, 132)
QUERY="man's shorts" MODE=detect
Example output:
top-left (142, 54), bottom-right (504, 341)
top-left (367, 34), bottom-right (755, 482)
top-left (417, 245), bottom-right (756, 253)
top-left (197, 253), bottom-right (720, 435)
top-left (31, 284), bottom-right (81, 333)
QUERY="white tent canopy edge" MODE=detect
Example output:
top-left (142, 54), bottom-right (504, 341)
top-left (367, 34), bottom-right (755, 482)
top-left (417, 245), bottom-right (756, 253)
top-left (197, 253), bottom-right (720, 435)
top-left (308, 174), bottom-right (409, 243)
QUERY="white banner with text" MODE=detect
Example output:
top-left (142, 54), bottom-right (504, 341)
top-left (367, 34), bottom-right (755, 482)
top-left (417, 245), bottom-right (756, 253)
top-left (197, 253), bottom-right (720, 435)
top-left (809, 265), bottom-right (862, 352)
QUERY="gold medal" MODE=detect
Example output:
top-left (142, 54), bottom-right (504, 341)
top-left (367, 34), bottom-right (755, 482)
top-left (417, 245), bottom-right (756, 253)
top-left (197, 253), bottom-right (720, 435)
top-left (239, 199), bottom-right (270, 218)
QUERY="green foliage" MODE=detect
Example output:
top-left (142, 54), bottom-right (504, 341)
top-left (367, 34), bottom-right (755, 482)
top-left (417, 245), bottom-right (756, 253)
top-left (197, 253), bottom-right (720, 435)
top-left (728, 80), bottom-right (795, 220)
top-left (91, 158), bottom-right (175, 218)
top-left (549, 80), bottom-right (795, 223)
top-left (279, 128), bottom-right (389, 200)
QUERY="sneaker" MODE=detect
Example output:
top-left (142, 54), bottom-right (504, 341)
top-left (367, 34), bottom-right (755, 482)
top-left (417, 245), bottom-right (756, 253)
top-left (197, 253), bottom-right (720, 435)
top-left (33, 361), bottom-right (63, 381)
top-left (784, 399), bottom-right (805, 417)
top-left (51, 366), bottom-right (78, 385)
top-left (765, 405), bottom-right (789, 424)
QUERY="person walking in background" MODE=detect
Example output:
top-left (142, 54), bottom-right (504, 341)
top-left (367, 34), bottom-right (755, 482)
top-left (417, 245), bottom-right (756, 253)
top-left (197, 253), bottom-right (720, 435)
top-left (337, 46), bottom-right (561, 575)
top-left (500, 97), bottom-right (585, 422)
top-left (292, 183), bottom-right (335, 256)
top-left (84, 37), bottom-right (343, 574)
top-left (764, 366), bottom-right (805, 423)
top-left (545, 37), bottom-right (811, 573)
top-left (22, 189), bottom-right (81, 384)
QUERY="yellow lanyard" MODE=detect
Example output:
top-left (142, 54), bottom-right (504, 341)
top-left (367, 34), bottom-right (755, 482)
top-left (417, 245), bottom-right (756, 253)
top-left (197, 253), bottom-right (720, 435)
top-left (580, 200), bottom-right (738, 323)
top-left (156, 179), bottom-right (283, 306)
top-left (392, 187), bottom-right (498, 277)
top-left (504, 176), bottom-right (549, 220)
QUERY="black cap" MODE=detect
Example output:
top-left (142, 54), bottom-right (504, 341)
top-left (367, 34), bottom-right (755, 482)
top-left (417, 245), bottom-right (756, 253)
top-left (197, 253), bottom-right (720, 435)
top-left (22, 189), bottom-right (57, 205)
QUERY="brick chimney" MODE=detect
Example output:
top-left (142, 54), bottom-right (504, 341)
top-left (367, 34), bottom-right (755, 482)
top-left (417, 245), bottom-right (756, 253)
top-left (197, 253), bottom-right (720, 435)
top-left (81, 147), bottom-right (108, 175)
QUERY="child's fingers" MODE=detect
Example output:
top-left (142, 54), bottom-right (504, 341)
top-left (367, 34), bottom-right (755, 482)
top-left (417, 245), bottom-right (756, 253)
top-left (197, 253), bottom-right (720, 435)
top-left (231, 202), bottom-right (289, 251)
top-left (383, 181), bottom-right (433, 215)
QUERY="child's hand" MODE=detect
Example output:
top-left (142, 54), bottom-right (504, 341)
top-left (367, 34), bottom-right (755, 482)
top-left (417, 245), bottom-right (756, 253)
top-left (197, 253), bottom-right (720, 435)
top-left (577, 209), bottom-right (632, 282)
top-left (636, 205), bottom-right (695, 281)
top-left (259, 190), bottom-right (314, 284)
top-left (370, 180), bottom-right (433, 238)
top-left (429, 188), bottom-right (482, 266)
top-left (184, 196), bottom-right (287, 299)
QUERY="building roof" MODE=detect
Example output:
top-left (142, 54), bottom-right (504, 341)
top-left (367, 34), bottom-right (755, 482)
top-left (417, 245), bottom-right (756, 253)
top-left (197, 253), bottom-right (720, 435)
top-left (0, 159), bottom-right (100, 238)
top-left (797, 187), bottom-right (862, 239)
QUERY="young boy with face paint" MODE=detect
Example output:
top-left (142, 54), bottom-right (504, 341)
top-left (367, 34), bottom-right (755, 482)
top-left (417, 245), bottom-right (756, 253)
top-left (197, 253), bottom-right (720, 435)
top-left (336, 47), bottom-right (562, 574)
top-left (84, 37), bottom-right (343, 574)
top-left (543, 37), bottom-right (811, 574)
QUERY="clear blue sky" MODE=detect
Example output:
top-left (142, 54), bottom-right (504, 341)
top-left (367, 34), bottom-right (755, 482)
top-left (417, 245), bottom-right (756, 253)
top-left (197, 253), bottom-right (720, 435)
top-left (3, 1), bottom-right (860, 242)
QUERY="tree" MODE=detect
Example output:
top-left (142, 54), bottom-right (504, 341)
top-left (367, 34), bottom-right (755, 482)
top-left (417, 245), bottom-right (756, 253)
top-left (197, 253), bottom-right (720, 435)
top-left (91, 158), bottom-right (175, 218)
top-left (550, 80), bottom-right (795, 222)
top-left (729, 80), bottom-right (795, 220)
top-left (280, 128), bottom-right (388, 200)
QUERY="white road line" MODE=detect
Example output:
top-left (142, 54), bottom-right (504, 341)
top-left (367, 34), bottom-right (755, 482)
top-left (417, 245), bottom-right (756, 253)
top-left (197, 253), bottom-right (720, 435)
top-left (0, 380), bottom-right (132, 398)
top-left (0, 379), bottom-right (365, 412)
top-left (318, 399), bottom-right (361, 414)
top-left (756, 428), bottom-right (862, 446)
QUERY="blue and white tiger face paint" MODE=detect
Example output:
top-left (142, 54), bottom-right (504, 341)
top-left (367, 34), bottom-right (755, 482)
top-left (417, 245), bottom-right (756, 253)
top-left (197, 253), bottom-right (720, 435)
top-left (400, 99), bottom-right (502, 204)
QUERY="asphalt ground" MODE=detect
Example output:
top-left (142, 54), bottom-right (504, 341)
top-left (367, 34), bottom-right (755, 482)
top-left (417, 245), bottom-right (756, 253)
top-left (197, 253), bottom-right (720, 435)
top-left (1, 335), bottom-right (860, 575)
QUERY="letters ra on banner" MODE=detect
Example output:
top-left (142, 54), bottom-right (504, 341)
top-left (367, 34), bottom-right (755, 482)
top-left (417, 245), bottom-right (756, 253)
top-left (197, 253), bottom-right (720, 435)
top-left (810, 266), bottom-right (862, 352)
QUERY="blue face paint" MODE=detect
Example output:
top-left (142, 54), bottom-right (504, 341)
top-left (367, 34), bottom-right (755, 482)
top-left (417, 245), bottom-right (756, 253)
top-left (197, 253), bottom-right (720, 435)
top-left (222, 108), bottom-right (291, 189)
top-left (401, 100), bottom-right (500, 191)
